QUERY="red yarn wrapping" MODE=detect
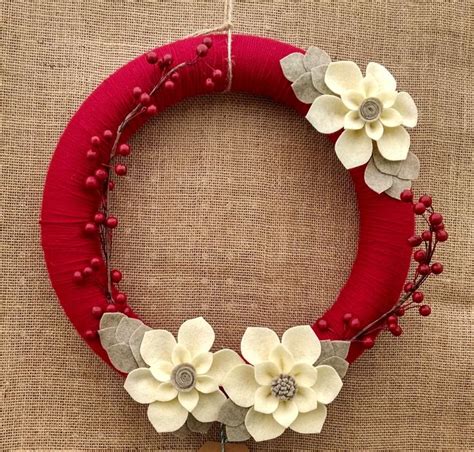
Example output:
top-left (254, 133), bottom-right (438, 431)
top-left (40, 34), bottom-right (414, 370)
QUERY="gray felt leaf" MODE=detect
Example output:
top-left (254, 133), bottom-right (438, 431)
top-left (373, 149), bottom-right (402, 176)
top-left (397, 152), bottom-right (420, 180)
top-left (291, 72), bottom-right (320, 104)
top-left (172, 423), bottom-right (192, 439)
top-left (364, 159), bottom-right (394, 194)
top-left (319, 356), bottom-right (349, 379)
top-left (311, 64), bottom-right (332, 94)
top-left (129, 325), bottom-right (152, 368)
top-left (331, 340), bottom-right (351, 360)
top-left (303, 46), bottom-right (331, 71)
top-left (186, 414), bottom-right (212, 434)
top-left (98, 327), bottom-right (119, 349)
top-left (217, 399), bottom-right (248, 427)
top-left (385, 177), bottom-right (412, 199)
top-left (316, 340), bottom-right (335, 365)
top-left (226, 423), bottom-right (251, 442)
top-left (100, 312), bottom-right (125, 330)
top-left (107, 343), bottom-right (139, 373)
top-left (115, 317), bottom-right (143, 343)
top-left (280, 52), bottom-right (306, 82)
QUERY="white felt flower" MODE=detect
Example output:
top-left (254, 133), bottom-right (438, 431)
top-left (306, 61), bottom-right (418, 169)
top-left (123, 317), bottom-right (242, 433)
top-left (223, 326), bottom-right (343, 442)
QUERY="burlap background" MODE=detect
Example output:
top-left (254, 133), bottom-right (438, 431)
top-left (2, 0), bottom-right (473, 450)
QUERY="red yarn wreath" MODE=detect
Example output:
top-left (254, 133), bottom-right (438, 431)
top-left (41, 34), bottom-right (417, 370)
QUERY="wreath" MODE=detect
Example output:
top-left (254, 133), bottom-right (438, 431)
top-left (41, 34), bottom-right (448, 445)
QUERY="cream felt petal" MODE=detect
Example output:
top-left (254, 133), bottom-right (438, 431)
top-left (147, 398), bottom-right (188, 433)
top-left (377, 126), bottom-right (410, 161)
top-left (341, 90), bottom-right (365, 110)
top-left (290, 404), bottom-right (328, 434)
top-left (245, 408), bottom-right (286, 442)
top-left (365, 120), bottom-right (384, 141)
top-left (124, 368), bottom-right (163, 404)
top-left (254, 386), bottom-right (279, 414)
top-left (377, 90), bottom-right (398, 108)
top-left (281, 325), bottom-right (321, 365)
top-left (140, 329), bottom-right (176, 366)
top-left (272, 400), bottom-right (299, 428)
top-left (393, 91), bottom-right (418, 127)
top-left (255, 361), bottom-right (280, 386)
top-left (291, 362), bottom-right (318, 387)
top-left (178, 389), bottom-right (199, 412)
top-left (241, 327), bottom-right (279, 365)
top-left (335, 129), bottom-right (373, 169)
top-left (195, 375), bottom-right (219, 394)
top-left (312, 365), bottom-right (343, 404)
top-left (293, 387), bottom-right (319, 413)
top-left (223, 364), bottom-right (259, 407)
top-left (325, 61), bottom-right (363, 95)
top-left (177, 317), bottom-right (215, 357)
top-left (361, 74), bottom-right (379, 98)
top-left (306, 95), bottom-right (347, 134)
top-left (192, 352), bottom-right (213, 375)
top-left (380, 108), bottom-right (403, 127)
top-left (150, 360), bottom-right (173, 382)
top-left (171, 344), bottom-right (191, 366)
top-left (344, 110), bottom-right (364, 130)
top-left (155, 382), bottom-right (179, 402)
top-left (191, 390), bottom-right (226, 423)
top-left (269, 345), bottom-right (295, 374)
top-left (366, 62), bottom-right (397, 92)
top-left (206, 349), bottom-right (243, 383)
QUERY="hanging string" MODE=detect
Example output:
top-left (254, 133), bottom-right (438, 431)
top-left (185, 0), bottom-right (233, 91)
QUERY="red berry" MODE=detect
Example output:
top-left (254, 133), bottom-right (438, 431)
top-left (419, 305), bottom-right (431, 316)
top-left (431, 262), bottom-right (444, 274)
top-left (196, 43), bottom-right (208, 57)
top-left (123, 306), bottom-right (132, 315)
top-left (316, 319), bottom-right (328, 331)
top-left (400, 189), bottom-right (413, 202)
top-left (103, 129), bottom-right (113, 141)
top-left (108, 181), bottom-right (115, 191)
top-left (106, 216), bottom-right (118, 228)
top-left (164, 80), bottom-right (175, 91)
top-left (86, 149), bottom-right (98, 160)
top-left (350, 318), bottom-right (361, 329)
top-left (396, 307), bottom-right (406, 317)
top-left (90, 136), bottom-right (101, 147)
top-left (362, 337), bottom-right (375, 349)
top-left (132, 86), bottom-right (142, 98)
top-left (84, 329), bottom-right (96, 340)
top-left (111, 269), bottom-right (122, 283)
top-left (163, 53), bottom-right (173, 65)
top-left (436, 230), bottom-right (448, 242)
top-left (73, 270), bottom-right (84, 283)
top-left (140, 92), bottom-right (151, 105)
top-left (419, 195), bottom-right (432, 207)
top-left (84, 222), bottom-right (97, 234)
top-left (146, 51), bottom-right (158, 64)
top-left (94, 212), bottom-right (105, 224)
top-left (413, 249), bottom-right (427, 262)
top-left (117, 143), bottom-right (130, 156)
top-left (421, 230), bottom-right (432, 241)
top-left (418, 263), bottom-right (431, 275)
top-left (82, 266), bottom-right (93, 277)
top-left (412, 291), bottom-right (424, 303)
top-left (389, 324), bottom-right (403, 336)
top-left (343, 313), bottom-right (353, 323)
top-left (413, 202), bottom-right (426, 215)
top-left (429, 213), bottom-right (443, 225)
top-left (95, 168), bottom-right (107, 181)
top-left (146, 104), bottom-right (157, 115)
top-left (387, 315), bottom-right (398, 325)
top-left (212, 69), bottom-right (223, 80)
top-left (203, 37), bottom-right (213, 48)
top-left (115, 164), bottom-right (127, 176)
top-left (171, 71), bottom-right (180, 81)
top-left (115, 293), bottom-right (127, 304)
top-left (205, 78), bottom-right (215, 90)
top-left (408, 235), bottom-right (423, 247)
top-left (85, 176), bottom-right (99, 190)
top-left (105, 304), bottom-right (117, 313)
top-left (91, 306), bottom-right (103, 318)
top-left (90, 257), bottom-right (101, 269)
top-left (404, 282), bottom-right (414, 293)
top-left (433, 223), bottom-right (445, 231)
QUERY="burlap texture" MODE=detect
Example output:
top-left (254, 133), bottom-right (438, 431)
top-left (1, 0), bottom-right (473, 450)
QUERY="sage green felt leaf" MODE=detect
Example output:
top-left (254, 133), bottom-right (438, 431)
top-left (129, 325), bottom-right (152, 368)
top-left (115, 317), bottom-right (143, 343)
top-left (373, 149), bottom-right (402, 176)
top-left (100, 312), bottom-right (125, 330)
top-left (311, 64), bottom-right (332, 94)
top-left (172, 423), bottom-right (192, 439)
top-left (385, 177), bottom-right (412, 199)
top-left (365, 158), bottom-right (394, 194)
top-left (280, 52), bottom-right (306, 82)
top-left (292, 72), bottom-right (320, 104)
top-left (186, 414), bottom-right (212, 434)
top-left (331, 340), bottom-right (351, 360)
top-left (397, 151), bottom-right (420, 180)
top-left (217, 399), bottom-right (249, 427)
top-left (303, 46), bottom-right (331, 71)
top-left (98, 327), bottom-right (119, 349)
top-left (318, 356), bottom-right (349, 378)
top-left (107, 343), bottom-right (139, 373)
top-left (226, 423), bottom-right (252, 442)
top-left (317, 340), bottom-right (335, 364)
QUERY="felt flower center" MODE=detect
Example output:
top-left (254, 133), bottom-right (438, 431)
top-left (359, 97), bottom-right (382, 122)
top-left (171, 363), bottom-right (197, 392)
top-left (271, 374), bottom-right (297, 401)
